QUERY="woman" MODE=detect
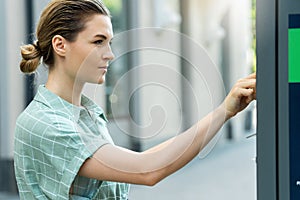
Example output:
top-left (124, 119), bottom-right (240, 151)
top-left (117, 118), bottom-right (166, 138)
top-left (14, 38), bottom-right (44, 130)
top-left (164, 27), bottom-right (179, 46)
top-left (14, 0), bottom-right (256, 199)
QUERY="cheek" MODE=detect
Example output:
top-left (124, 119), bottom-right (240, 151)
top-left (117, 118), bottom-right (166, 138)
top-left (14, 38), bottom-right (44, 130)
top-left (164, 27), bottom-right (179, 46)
top-left (80, 48), bottom-right (101, 67)
top-left (76, 49), bottom-right (105, 82)
top-left (67, 44), bottom-right (105, 83)
top-left (66, 48), bottom-right (87, 72)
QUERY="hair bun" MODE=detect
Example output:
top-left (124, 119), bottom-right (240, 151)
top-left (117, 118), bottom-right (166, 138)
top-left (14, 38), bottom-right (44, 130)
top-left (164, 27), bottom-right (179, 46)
top-left (20, 43), bottom-right (42, 74)
top-left (33, 41), bottom-right (41, 53)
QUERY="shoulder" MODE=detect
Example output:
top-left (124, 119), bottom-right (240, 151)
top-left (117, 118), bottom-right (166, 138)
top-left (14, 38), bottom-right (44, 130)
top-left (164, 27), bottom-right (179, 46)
top-left (16, 100), bottom-right (78, 139)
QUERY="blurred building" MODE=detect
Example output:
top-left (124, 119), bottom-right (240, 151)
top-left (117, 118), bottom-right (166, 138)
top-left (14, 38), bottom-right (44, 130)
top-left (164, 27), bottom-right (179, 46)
top-left (0, 0), bottom-right (254, 195)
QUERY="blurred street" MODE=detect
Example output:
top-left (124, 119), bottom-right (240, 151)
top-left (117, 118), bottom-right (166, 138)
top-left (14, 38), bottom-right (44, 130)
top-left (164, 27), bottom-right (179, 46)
top-left (130, 138), bottom-right (256, 200)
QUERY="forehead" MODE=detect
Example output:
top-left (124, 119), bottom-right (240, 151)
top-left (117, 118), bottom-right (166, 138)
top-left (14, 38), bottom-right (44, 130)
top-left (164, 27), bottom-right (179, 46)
top-left (80, 14), bottom-right (113, 39)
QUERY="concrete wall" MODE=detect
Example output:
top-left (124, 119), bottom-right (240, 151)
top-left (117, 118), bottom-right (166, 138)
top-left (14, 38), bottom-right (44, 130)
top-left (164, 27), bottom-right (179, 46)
top-left (181, 0), bottom-right (253, 140)
top-left (0, 0), bottom-right (26, 159)
top-left (111, 0), bottom-right (253, 149)
top-left (137, 0), bottom-right (183, 149)
top-left (0, 0), bottom-right (26, 193)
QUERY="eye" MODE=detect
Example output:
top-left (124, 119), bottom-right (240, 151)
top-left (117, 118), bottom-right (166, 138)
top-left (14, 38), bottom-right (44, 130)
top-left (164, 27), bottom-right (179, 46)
top-left (94, 40), bottom-right (104, 45)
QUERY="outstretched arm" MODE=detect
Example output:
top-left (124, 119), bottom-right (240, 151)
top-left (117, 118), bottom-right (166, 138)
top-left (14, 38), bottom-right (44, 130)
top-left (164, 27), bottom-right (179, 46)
top-left (78, 73), bottom-right (256, 186)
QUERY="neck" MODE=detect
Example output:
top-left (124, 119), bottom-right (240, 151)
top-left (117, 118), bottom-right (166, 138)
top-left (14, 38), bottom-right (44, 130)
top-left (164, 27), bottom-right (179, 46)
top-left (45, 71), bottom-right (84, 106)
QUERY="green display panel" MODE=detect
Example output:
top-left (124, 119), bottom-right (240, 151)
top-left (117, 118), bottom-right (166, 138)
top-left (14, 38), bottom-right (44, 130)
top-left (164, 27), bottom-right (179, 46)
top-left (289, 28), bottom-right (300, 83)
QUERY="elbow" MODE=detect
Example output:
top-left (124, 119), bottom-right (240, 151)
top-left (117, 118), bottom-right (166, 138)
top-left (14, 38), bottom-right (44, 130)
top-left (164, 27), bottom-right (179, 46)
top-left (141, 171), bottom-right (163, 186)
top-left (134, 156), bottom-right (168, 186)
top-left (144, 176), bottom-right (158, 187)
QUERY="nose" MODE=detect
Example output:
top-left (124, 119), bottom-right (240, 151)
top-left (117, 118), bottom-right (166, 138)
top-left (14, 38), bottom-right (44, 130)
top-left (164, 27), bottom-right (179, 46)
top-left (103, 45), bottom-right (115, 61)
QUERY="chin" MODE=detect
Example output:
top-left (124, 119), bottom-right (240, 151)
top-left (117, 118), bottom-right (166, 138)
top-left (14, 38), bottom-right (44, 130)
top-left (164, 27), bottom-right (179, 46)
top-left (97, 77), bottom-right (105, 84)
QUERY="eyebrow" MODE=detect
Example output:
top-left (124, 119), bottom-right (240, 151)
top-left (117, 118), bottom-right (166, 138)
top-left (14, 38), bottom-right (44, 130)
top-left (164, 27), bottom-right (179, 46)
top-left (94, 34), bottom-right (107, 40)
top-left (94, 34), bottom-right (113, 41)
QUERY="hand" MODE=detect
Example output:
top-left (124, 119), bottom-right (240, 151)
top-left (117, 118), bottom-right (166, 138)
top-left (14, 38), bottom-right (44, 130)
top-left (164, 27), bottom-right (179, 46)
top-left (223, 73), bottom-right (256, 119)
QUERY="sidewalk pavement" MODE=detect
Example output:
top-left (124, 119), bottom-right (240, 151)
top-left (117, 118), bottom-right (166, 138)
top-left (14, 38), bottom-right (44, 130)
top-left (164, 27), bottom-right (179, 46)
top-left (129, 138), bottom-right (257, 200)
top-left (0, 192), bottom-right (19, 200)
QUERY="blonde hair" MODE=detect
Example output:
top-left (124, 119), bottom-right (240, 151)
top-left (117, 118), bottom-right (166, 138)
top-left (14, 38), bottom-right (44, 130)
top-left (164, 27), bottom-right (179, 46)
top-left (20, 0), bottom-right (110, 73)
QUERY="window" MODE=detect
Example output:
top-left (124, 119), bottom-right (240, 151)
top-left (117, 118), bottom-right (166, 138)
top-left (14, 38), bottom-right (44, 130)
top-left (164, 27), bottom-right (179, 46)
top-left (103, 0), bottom-right (131, 119)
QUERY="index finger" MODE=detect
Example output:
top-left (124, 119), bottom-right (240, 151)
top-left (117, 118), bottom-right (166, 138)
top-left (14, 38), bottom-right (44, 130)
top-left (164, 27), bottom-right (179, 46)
top-left (245, 72), bottom-right (256, 79)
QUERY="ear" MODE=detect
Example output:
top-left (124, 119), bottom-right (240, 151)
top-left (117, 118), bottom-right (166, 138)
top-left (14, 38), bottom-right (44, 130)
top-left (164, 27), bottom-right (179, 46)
top-left (52, 35), bottom-right (67, 57)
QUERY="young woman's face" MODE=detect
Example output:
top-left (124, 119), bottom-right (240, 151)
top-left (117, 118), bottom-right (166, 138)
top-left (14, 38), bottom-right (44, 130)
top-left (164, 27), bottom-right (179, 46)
top-left (65, 14), bottom-right (114, 85)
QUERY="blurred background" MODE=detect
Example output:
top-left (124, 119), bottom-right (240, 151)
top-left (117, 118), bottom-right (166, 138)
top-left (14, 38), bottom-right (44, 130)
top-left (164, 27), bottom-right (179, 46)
top-left (0, 0), bottom-right (257, 199)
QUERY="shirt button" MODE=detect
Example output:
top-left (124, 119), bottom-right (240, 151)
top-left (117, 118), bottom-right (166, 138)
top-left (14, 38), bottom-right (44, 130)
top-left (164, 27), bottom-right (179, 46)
top-left (121, 193), bottom-right (127, 199)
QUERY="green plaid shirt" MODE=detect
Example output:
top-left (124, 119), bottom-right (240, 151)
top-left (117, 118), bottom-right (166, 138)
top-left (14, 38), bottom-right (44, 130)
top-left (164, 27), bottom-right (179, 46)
top-left (14, 85), bottom-right (130, 200)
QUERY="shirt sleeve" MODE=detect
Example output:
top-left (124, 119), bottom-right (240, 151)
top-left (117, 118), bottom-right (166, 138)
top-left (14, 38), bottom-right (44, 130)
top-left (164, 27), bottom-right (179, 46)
top-left (16, 109), bottom-right (110, 199)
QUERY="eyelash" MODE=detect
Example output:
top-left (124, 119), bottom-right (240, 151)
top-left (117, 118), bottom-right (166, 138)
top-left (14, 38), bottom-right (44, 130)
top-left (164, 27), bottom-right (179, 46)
top-left (94, 40), bottom-right (104, 45)
top-left (93, 40), bottom-right (113, 46)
